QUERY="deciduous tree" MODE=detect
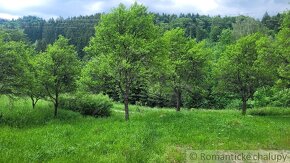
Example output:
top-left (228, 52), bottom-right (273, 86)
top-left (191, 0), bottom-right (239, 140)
top-left (216, 33), bottom-right (272, 115)
top-left (84, 3), bottom-right (158, 120)
top-left (36, 35), bottom-right (80, 116)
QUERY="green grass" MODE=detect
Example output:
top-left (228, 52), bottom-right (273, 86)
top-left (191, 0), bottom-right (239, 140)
top-left (0, 96), bottom-right (289, 162)
top-left (248, 107), bottom-right (290, 116)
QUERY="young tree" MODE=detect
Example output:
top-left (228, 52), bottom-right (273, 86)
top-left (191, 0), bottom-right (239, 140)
top-left (84, 3), bottom-right (158, 120)
top-left (255, 11), bottom-right (289, 89)
top-left (184, 40), bottom-right (211, 108)
top-left (0, 29), bottom-right (45, 108)
top-left (160, 28), bottom-right (188, 111)
top-left (36, 35), bottom-right (80, 116)
top-left (216, 33), bottom-right (272, 115)
top-left (23, 56), bottom-right (46, 109)
top-left (0, 40), bottom-right (31, 96)
top-left (274, 11), bottom-right (290, 88)
top-left (158, 28), bottom-right (209, 111)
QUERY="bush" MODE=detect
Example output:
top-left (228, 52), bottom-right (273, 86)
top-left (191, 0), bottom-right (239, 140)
top-left (59, 93), bottom-right (112, 117)
top-left (270, 89), bottom-right (290, 107)
top-left (253, 87), bottom-right (290, 107)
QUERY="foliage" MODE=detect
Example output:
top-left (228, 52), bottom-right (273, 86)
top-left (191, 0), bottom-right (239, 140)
top-left (35, 35), bottom-right (80, 116)
top-left (274, 11), bottom-right (290, 88)
top-left (215, 33), bottom-right (274, 114)
top-left (0, 27), bottom-right (27, 42)
top-left (159, 28), bottom-right (189, 111)
top-left (0, 5), bottom-right (289, 162)
top-left (231, 16), bottom-right (267, 40)
top-left (0, 40), bottom-right (31, 96)
top-left (59, 93), bottom-right (113, 117)
top-left (261, 12), bottom-right (282, 34)
top-left (253, 87), bottom-right (290, 107)
top-left (84, 3), bottom-right (159, 120)
top-left (0, 4), bottom-right (288, 115)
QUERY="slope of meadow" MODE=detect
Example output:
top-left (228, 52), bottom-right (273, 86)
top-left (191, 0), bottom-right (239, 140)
top-left (0, 97), bottom-right (289, 162)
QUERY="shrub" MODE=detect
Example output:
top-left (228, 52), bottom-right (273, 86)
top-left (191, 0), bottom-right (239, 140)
top-left (59, 93), bottom-right (112, 117)
top-left (253, 87), bottom-right (290, 107)
top-left (253, 87), bottom-right (273, 107)
top-left (270, 89), bottom-right (290, 107)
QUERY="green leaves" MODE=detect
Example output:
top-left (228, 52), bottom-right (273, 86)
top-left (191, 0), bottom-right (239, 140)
top-left (274, 11), bottom-right (290, 88)
top-left (0, 40), bottom-right (32, 95)
top-left (215, 33), bottom-right (276, 113)
top-left (83, 3), bottom-right (160, 119)
top-left (34, 35), bottom-right (80, 115)
top-left (37, 35), bottom-right (80, 90)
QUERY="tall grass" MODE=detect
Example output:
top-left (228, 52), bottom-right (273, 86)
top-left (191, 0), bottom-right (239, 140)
top-left (0, 96), bottom-right (289, 162)
top-left (0, 96), bottom-right (82, 128)
top-left (248, 107), bottom-right (290, 116)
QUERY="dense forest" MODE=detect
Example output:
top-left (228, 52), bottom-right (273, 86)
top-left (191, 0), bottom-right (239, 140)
top-left (0, 3), bottom-right (289, 120)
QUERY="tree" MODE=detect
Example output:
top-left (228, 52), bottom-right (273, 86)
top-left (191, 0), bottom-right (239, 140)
top-left (0, 28), bottom-right (44, 108)
top-left (160, 28), bottom-right (188, 111)
top-left (84, 3), bottom-right (158, 120)
top-left (256, 11), bottom-right (290, 89)
top-left (0, 40), bottom-right (31, 96)
top-left (24, 55), bottom-right (46, 109)
top-left (261, 12), bottom-right (282, 34)
top-left (183, 40), bottom-right (210, 108)
top-left (19, 16), bottom-right (45, 43)
top-left (232, 16), bottom-right (266, 40)
top-left (216, 33), bottom-right (272, 115)
top-left (274, 11), bottom-right (290, 88)
top-left (36, 35), bottom-right (80, 116)
top-left (159, 28), bottom-right (209, 110)
top-left (0, 27), bottom-right (27, 42)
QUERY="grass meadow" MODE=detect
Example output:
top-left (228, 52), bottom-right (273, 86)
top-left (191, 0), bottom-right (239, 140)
top-left (0, 96), bottom-right (289, 162)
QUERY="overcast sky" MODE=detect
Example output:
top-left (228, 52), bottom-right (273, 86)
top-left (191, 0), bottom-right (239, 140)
top-left (0, 0), bottom-right (289, 20)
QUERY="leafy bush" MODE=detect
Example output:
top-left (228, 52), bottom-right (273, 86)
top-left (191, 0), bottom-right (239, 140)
top-left (59, 93), bottom-right (112, 117)
top-left (248, 107), bottom-right (290, 116)
top-left (270, 89), bottom-right (290, 107)
top-left (253, 87), bottom-right (273, 107)
top-left (225, 99), bottom-right (242, 109)
top-left (253, 87), bottom-right (290, 107)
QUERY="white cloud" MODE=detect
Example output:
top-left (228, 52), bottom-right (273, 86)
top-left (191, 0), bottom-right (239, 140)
top-left (85, 1), bottom-right (105, 13)
top-left (0, 13), bottom-right (19, 19)
top-left (0, 0), bottom-right (49, 11)
top-left (171, 0), bottom-right (219, 13)
top-left (0, 0), bottom-right (288, 19)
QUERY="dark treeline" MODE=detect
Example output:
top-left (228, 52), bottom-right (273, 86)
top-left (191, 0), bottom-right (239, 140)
top-left (0, 14), bottom-right (101, 58)
top-left (0, 11), bottom-right (282, 57)
top-left (0, 4), bottom-right (289, 120)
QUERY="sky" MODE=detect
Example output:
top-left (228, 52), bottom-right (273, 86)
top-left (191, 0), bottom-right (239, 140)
top-left (0, 0), bottom-right (289, 20)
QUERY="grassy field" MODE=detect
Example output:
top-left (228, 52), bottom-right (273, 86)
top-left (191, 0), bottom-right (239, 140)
top-left (0, 96), bottom-right (289, 162)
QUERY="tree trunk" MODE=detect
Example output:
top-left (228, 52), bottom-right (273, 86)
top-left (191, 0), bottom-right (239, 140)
top-left (31, 96), bottom-right (36, 109)
top-left (242, 97), bottom-right (247, 115)
top-left (32, 101), bottom-right (36, 109)
top-left (54, 93), bottom-right (59, 117)
top-left (175, 88), bottom-right (181, 112)
top-left (124, 88), bottom-right (129, 121)
top-left (54, 102), bottom-right (58, 117)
